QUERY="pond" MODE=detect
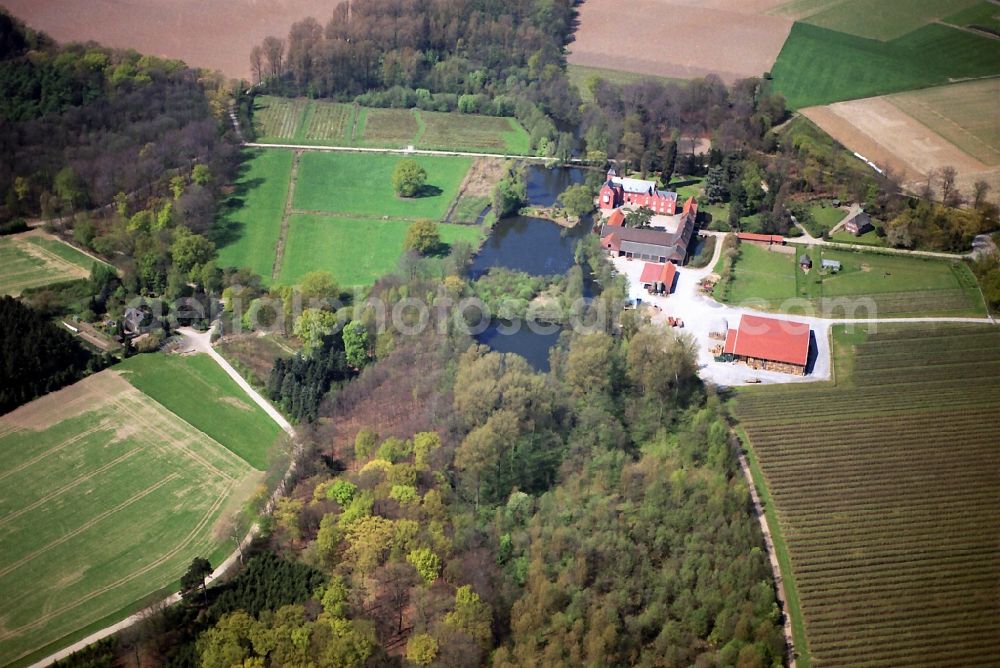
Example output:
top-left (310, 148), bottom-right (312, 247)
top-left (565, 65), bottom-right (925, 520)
top-left (469, 165), bottom-right (596, 370)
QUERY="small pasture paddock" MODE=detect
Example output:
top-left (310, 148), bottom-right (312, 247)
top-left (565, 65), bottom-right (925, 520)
top-left (735, 324), bottom-right (1000, 666)
top-left (0, 359), bottom-right (270, 665)
top-left (214, 149), bottom-right (294, 279)
top-left (293, 152), bottom-right (472, 220)
top-left (418, 111), bottom-right (531, 154)
top-left (0, 234), bottom-right (95, 296)
top-left (278, 214), bottom-right (483, 287)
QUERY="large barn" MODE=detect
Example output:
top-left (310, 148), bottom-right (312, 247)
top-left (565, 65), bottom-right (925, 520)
top-left (599, 168), bottom-right (678, 214)
top-left (720, 314), bottom-right (811, 375)
top-left (600, 197), bottom-right (698, 264)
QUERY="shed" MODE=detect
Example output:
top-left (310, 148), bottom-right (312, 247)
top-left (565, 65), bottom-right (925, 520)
top-left (799, 254), bottom-right (812, 269)
top-left (822, 259), bottom-right (841, 271)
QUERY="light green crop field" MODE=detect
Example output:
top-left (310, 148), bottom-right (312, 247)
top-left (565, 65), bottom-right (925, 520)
top-left (278, 214), bottom-right (483, 287)
top-left (117, 353), bottom-right (281, 469)
top-left (0, 235), bottom-right (92, 296)
top-left (293, 152), bottom-right (472, 220)
top-left (0, 366), bottom-right (263, 666)
top-left (214, 149), bottom-right (293, 277)
top-left (721, 242), bottom-right (986, 317)
top-left (944, 0), bottom-right (1000, 33)
top-left (771, 22), bottom-right (1000, 108)
top-left (888, 78), bottom-right (1000, 166)
top-left (773, 0), bottom-right (980, 40)
top-left (735, 324), bottom-right (1000, 666)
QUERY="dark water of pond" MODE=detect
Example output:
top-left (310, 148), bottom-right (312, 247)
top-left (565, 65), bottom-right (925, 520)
top-left (470, 166), bottom-right (596, 370)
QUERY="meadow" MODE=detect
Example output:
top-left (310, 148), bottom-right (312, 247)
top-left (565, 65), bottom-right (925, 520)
top-left (293, 152), bottom-right (471, 220)
top-left (720, 242), bottom-right (986, 317)
top-left (771, 21), bottom-right (1000, 108)
top-left (734, 324), bottom-right (1000, 666)
top-left (252, 96), bottom-right (531, 153)
top-left (0, 234), bottom-right (94, 296)
top-left (214, 149), bottom-right (293, 279)
top-left (0, 366), bottom-right (263, 666)
top-left (117, 353), bottom-right (282, 469)
top-left (278, 214), bottom-right (483, 287)
top-left (774, 0), bottom-right (981, 40)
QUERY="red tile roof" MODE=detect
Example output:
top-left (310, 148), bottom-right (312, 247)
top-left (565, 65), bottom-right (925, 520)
top-left (606, 209), bottom-right (625, 227)
top-left (683, 196), bottom-right (698, 216)
top-left (723, 315), bottom-right (810, 367)
top-left (639, 262), bottom-right (677, 289)
top-left (737, 233), bottom-right (784, 244)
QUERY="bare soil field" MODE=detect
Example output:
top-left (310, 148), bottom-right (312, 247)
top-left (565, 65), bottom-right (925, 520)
top-left (568, 0), bottom-right (793, 83)
top-left (802, 94), bottom-right (1000, 203)
top-left (3, 0), bottom-right (337, 79)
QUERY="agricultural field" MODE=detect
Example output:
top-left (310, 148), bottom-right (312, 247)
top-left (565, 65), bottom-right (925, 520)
top-left (0, 361), bottom-right (267, 665)
top-left (770, 0), bottom-right (981, 40)
top-left (734, 324), bottom-right (1000, 666)
top-left (117, 353), bottom-right (282, 469)
top-left (293, 152), bottom-right (471, 220)
top-left (568, 64), bottom-right (685, 102)
top-left (278, 214), bottom-right (483, 287)
top-left (802, 79), bottom-right (1000, 205)
top-left (771, 21), bottom-right (1000, 109)
top-left (252, 97), bottom-right (532, 153)
top-left (568, 0), bottom-right (793, 83)
top-left (214, 149), bottom-right (293, 279)
top-left (943, 0), bottom-right (1000, 34)
top-left (720, 242), bottom-right (986, 317)
top-left (0, 233), bottom-right (95, 296)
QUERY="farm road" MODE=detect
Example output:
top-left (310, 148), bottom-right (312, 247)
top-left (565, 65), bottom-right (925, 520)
top-left (244, 141), bottom-right (591, 164)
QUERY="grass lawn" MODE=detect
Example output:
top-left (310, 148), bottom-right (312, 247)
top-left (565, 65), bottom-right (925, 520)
top-left (293, 152), bottom-right (471, 220)
top-left (450, 195), bottom-right (492, 223)
top-left (0, 370), bottom-right (258, 666)
top-left (214, 149), bottom-right (293, 278)
top-left (117, 353), bottom-right (282, 469)
top-left (830, 228), bottom-right (885, 246)
top-left (771, 21), bottom-right (1000, 108)
top-left (278, 214), bottom-right (484, 287)
top-left (803, 203), bottom-right (844, 236)
top-left (567, 64), bottom-right (686, 102)
top-left (725, 242), bottom-right (985, 316)
top-left (0, 235), bottom-right (91, 296)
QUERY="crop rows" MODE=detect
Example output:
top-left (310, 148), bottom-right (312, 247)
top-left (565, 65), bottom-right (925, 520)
top-left (816, 288), bottom-right (979, 317)
top-left (361, 108), bottom-right (419, 146)
top-left (735, 325), bottom-right (1000, 666)
top-left (254, 97), bottom-right (306, 139)
top-left (304, 102), bottom-right (354, 141)
top-left (419, 111), bottom-right (510, 150)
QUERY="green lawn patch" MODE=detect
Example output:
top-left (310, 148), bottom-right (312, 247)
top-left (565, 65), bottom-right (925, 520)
top-left (118, 353), bottom-right (281, 469)
top-left (724, 243), bottom-right (799, 306)
top-left (567, 64), bottom-right (686, 102)
top-left (293, 152), bottom-right (471, 220)
top-left (771, 21), bottom-right (1000, 108)
top-left (214, 149), bottom-right (293, 278)
top-left (0, 370), bottom-right (257, 665)
top-left (830, 228), bottom-right (885, 246)
top-left (799, 0), bottom-right (980, 40)
top-left (803, 203), bottom-right (845, 236)
top-left (278, 214), bottom-right (483, 287)
top-left (450, 195), bottom-right (492, 224)
top-left (944, 0), bottom-right (1000, 33)
top-left (23, 237), bottom-right (105, 272)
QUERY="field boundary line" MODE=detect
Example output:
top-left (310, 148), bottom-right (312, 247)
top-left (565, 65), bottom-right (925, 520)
top-left (6, 479), bottom-right (235, 653)
top-left (271, 151), bottom-right (302, 281)
top-left (0, 449), bottom-right (138, 529)
top-left (109, 393), bottom-right (241, 483)
top-left (0, 474), bottom-right (180, 582)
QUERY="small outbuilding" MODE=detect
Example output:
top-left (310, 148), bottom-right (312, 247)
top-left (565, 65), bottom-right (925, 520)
top-left (639, 261), bottom-right (677, 294)
top-left (799, 254), bottom-right (812, 269)
top-left (822, 259), bottom-right (842, 272)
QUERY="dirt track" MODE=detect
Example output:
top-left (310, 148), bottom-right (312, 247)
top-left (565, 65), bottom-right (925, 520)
top-left (568, 0), bottom-right (793, 83)
top-left (4, 0), bottom-right (337, 79)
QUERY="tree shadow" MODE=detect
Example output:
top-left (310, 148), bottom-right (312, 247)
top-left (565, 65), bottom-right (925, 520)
top-left (412, 184), bottom-right (443, 199)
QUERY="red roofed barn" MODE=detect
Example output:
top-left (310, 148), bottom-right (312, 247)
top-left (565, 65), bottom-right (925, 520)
top-left (639, 262), bottom-right (677, 294)
top-left (721, 314), bottom-right (810, 375)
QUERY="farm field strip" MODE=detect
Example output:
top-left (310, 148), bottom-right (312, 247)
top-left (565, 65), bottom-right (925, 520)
top-left (734, 324), bottom-right (1000, 666)
top-left (0, 235), bottom-right (91, 296)
top-left (0, 366), bottom-right (263, 664)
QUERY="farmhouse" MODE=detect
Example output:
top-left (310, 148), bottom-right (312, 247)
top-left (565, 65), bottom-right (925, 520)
top-left (639, 261), bottom-right (677, 294)
top-left (719, 314), bottom-right (811, 375)
top-left (599, 168), bottom-right (678, 214)
top-left (844, 210), bottom-right (874, 236)
top-left (600, 196), bottom-right (698, 264)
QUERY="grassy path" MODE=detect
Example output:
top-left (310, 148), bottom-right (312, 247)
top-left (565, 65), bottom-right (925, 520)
top-left (271, 151), bottom-right (302, 281)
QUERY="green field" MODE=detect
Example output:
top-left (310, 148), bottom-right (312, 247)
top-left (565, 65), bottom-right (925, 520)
top-left (214, 149), bottom-right (293, 278)
top-left (252, 96), bottom-right (531, 153)
top-left (774, 0), bottom-right (981, 40)
top-left (944, 0), bottom-right (1000, 33)
top-left (771, 21), bottom-right (1000, 108)
top-left (720, 242), bottom-right (986, 316)
top-left (0, 235), bottom-right (94, 296)
top-left (829, 228), bottom-right (885, 246)
top-left (734, 324), bottom-right (1000, 666)
top-left (800, 203), bottom-right (845, 237)
top-left (117, 353), bottom-right (281, 469)
top-left (567, 64), bottom-right (685, 102)
top-left (278, 214), bottom-right (483, 287)
top-left (0, 361), bottom-right (265, 665)
top-left (293, 152), bottom-right (471, 220)
top-left (889, 78), bottom-right (1000, 166)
